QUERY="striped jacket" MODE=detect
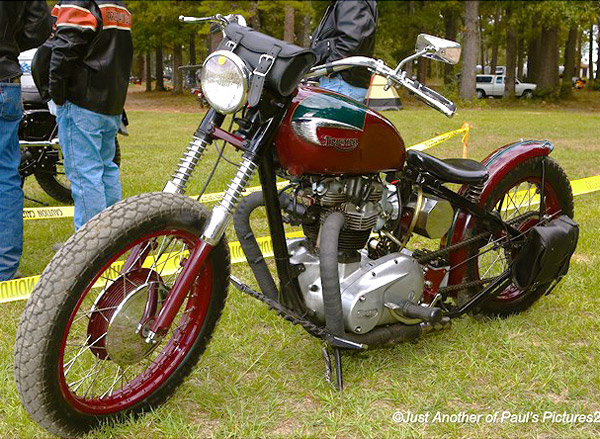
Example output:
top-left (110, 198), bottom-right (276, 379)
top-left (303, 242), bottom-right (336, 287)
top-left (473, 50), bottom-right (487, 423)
top-left (49, 0), bottom-right (132, 115)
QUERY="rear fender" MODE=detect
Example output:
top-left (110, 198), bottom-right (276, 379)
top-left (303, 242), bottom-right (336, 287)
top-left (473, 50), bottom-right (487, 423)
top-left (444, 140), bottom-right (554, 288)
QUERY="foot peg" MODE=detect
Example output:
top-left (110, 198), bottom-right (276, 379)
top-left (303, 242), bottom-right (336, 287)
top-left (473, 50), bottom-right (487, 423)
top-left (385, 301), bottom-right (442, 323)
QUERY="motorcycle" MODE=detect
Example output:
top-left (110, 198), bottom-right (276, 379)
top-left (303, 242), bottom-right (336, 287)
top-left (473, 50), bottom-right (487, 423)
top-left (18, 48), bottom-right (124, 205)
top-left (14, 14), bottom-right (578, 437)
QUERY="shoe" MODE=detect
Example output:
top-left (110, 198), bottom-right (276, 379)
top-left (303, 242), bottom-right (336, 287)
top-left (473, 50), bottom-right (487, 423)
top-left (51, 242), bottom-right (63, 252)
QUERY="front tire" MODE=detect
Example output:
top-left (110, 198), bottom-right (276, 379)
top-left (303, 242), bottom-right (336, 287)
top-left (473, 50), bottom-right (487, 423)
top-left (462, 156), bottom-right (574, 316)
top-left (14, 192), bottom-right (229, 437)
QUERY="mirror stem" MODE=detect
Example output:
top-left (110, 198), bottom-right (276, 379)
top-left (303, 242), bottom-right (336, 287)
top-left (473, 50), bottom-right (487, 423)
top-left (395, 48), bottom-right (431, 75)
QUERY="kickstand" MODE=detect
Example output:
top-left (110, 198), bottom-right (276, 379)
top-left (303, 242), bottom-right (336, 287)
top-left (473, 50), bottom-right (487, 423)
top-left (322, 345), bottom-right (344, 393)
top-left (24, 195), bottom-right (48, 206)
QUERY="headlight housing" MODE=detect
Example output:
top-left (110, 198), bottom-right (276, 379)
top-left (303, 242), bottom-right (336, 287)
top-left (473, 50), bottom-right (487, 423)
top-left (200, 50), bottom-right (250, 114)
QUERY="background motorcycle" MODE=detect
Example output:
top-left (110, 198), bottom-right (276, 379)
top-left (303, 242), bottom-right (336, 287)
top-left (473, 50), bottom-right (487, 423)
top-left (18, 49), bottom-right (124, 205)
top-left (14, 15), bottom-right (577, 437)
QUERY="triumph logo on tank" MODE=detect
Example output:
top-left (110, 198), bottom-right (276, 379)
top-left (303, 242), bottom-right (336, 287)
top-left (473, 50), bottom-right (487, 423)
top-left (321, 136), bottom-right (359, 151)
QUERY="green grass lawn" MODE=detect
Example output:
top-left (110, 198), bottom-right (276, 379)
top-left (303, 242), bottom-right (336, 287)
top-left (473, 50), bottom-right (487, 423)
top-left (2, 91), bottom-right (600, 438)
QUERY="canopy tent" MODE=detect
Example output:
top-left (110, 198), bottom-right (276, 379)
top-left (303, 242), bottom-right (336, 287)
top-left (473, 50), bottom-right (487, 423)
top-left (365, 74), bottom-right (403, 111)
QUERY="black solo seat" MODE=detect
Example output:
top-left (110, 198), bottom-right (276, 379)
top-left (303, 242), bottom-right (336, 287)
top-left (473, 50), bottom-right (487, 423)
top-left (406, 149), bottom-right (488, 184)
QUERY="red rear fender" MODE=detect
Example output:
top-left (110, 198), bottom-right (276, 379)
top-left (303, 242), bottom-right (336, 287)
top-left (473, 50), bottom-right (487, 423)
top-left (445, 140), bottom-right (554, 288)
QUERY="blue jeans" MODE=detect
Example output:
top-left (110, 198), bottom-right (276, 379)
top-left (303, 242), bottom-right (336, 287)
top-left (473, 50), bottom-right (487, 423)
top-left (320, 76), bottom-right (368, 102)
top-left (0, 83), bottom-right (24, 281)
top-left (56, 102), bottom-right (121, 230)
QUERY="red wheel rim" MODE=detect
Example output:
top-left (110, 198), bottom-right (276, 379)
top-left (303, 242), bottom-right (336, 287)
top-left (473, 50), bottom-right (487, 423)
top-left (475, 177), bottom-right (561, 302)
top-left (57, 229), bottom-right (213, 415)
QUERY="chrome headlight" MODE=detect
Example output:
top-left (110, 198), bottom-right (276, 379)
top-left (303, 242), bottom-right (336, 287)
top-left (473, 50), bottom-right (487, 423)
top-left (201, 50), bottom-right (250, 114)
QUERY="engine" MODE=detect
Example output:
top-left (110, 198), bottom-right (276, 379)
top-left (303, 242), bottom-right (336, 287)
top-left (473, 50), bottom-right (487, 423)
top-left (289, 175), bottom-right (454, 334)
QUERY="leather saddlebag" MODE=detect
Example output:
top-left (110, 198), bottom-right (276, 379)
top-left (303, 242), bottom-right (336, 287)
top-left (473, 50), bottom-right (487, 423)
top-left (218, 23), bottom-right (316, 106)
top-left (511, 215), bottom-right (579, 290)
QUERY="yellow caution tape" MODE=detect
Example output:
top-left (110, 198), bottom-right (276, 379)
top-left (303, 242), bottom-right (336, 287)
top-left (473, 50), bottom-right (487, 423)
top-left (23, 181), bottom-right (289, 221)
top-left (407, 122), bottom-right (470, 153)
top-left (4, 174), bottom-right (598, 305)
top-left (0, 231), bottom-right (304, 304)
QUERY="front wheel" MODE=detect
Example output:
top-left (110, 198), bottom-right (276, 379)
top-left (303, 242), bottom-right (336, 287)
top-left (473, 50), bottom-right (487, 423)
top-left (14, 192), bottom-right (229, 437)
top-left (521, 90), bottom-right (534, 99)
top-left (462, 156), bottom-right (574, 316)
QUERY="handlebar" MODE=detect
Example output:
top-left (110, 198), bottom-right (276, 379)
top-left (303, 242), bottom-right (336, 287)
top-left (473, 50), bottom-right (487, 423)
top-left (305, 57), bottom-right (456, 118)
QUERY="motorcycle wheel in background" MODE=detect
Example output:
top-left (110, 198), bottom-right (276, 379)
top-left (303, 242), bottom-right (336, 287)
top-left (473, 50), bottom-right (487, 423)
top-left (461, 156), bottom-right (574, 316)
top-left (33, 138), bottom-right (122, 204)
top-left (14, 193), bottom-right (229, 437)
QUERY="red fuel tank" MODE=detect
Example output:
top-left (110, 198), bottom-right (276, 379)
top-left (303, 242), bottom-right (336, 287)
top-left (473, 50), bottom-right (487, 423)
top-left (274, 85), bottom-right (405, 176)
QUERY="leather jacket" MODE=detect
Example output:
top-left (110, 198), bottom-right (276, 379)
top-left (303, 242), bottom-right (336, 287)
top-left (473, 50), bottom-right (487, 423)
top-left (49, 0), bottom-right (133, 115)
top-left (0, 1), bottom-right (51, 81)
top-left (311, 0), bottom-right (378, 89)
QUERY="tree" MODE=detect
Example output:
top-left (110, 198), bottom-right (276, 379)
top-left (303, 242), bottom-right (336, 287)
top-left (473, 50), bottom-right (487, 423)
top-left (459, 1), bottom-right (479, 99)
top-left (284, 5), bottom-right (295, 43)
top-left (504, 5), bottom-right (516, 98)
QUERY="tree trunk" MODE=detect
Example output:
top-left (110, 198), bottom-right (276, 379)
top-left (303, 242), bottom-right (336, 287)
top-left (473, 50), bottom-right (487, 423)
top-left (137, 54), bottom-right (144, 83)
top-left (504, 8), bottom-right (516, 98)
top-left (189, 33), bottom-right (196, 65)
top-left (576, 28), bottom-right (582, 78)
top-left (284, 5), bottom-right (295, 43)
top-left (526, 33), bottom-right (540, 83)
top-left (155, 44), bottom-right (165, 91)
top-left (417, 58), bottom-right (428, 82)
top-left (249, 1), bottom-right (260, 31)
top-left (537, 24), bottom-right (559, 96)
top-left (490, 11), bottom-right (500, 75)
top-left (459, 1), bottom-right (479, 99)
top-left (478, 15), bottom-right (485, 69)
top-left (145, 52), bottom-right (152, 92)
top-left (596, 19), bottom-right (600, 81)
top-left (563, 25), bottom-right (577, 85)
top-left (589, 23), bottom-right (594, 82)
top-left (172, 44), bottom-right (183, 95)
top-left (301, 13), bottom-right (312, 47)
top-left (444, 7), bottom-right (457, 84)
top-left (516, 35), bottom-right (524, 80)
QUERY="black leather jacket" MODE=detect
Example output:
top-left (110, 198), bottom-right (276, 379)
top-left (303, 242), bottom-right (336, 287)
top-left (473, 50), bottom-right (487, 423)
top-left (0, 1), bottom-right (51, 81)
top-left (49, 0), bottom-right (133, 115)
top-left (311, 0), bottom-right (378, 89)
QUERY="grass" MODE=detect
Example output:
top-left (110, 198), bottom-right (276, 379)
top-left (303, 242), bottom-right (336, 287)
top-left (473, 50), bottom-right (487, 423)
top-left (1, 89), bottom-right (600, 438)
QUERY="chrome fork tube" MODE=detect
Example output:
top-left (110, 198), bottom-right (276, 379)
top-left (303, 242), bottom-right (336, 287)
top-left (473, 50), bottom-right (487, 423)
top-left (163, 136), bottom-right (209, 194)
top-left (201, 155), bottom-right (258, 245)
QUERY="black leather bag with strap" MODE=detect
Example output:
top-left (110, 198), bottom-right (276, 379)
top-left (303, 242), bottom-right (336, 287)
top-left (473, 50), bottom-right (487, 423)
top-left (218, 23), bottom-right (316, 107)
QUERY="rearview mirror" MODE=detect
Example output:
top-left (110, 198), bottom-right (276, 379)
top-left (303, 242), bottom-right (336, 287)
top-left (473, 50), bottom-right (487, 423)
top-left (415, 34), bottom-right (461, 65)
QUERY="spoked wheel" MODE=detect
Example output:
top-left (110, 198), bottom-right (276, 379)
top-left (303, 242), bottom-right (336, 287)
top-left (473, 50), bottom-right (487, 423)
top-left (34, 138), bottom-right (121, 204)
top-left (15, 193), bottom-right (229, 437)
top-left (463, 156), bottom-right (574, 316)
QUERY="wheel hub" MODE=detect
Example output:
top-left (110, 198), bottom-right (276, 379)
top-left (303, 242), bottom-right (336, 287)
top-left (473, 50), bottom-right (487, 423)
top-left (87, 268), bottom-right (166, 364)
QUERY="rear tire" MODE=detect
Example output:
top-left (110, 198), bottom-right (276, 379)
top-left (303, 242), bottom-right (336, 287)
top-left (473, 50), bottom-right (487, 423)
top-left (14, 192), bottom-right (229, 437)
top-left (462, 157), bottom-right (574, 317)
top-left (476, 89), bottom-right (486, 99)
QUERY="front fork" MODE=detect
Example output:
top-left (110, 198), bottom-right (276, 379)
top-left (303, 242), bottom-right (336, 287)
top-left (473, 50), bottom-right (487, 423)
top-left (145, 110), bottom-right (274, 343)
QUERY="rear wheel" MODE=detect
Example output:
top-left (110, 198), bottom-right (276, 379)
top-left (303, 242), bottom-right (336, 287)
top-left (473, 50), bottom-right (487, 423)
top-left (34, 138), bottom-right (121, 204)
top-left (462, 157), bottom-right (574, 316)
top-left (476, 89), bottom-right (486, 99)
top-left (14, 192), bottom-right (229, 437)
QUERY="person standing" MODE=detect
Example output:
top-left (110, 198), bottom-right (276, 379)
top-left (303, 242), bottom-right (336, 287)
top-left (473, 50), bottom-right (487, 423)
top-left (311, 0), bottom-right (378, 102)
top-left (0, 1), bottom-right (51, 281)
top-left (48, 0), bottom-right (133, 230)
